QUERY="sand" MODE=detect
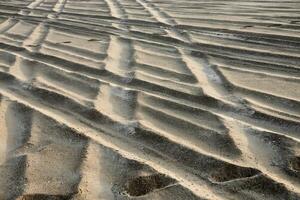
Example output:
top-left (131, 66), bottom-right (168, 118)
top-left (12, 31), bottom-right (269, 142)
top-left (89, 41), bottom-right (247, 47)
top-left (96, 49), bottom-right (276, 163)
top-left (0, 0), bottom-right (300, 199)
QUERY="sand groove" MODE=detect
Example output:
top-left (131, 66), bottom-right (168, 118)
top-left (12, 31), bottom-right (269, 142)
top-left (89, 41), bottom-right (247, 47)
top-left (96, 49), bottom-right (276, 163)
top-left (0, 0), bottom-right (300, 199)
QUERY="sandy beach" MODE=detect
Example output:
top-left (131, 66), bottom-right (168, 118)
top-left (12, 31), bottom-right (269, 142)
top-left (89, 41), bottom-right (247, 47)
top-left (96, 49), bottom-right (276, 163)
top-left (0, 0), bottom-right (300, 199)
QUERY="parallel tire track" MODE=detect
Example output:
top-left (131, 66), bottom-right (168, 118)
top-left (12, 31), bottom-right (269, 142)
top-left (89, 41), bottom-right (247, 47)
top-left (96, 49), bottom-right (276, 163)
top-left (0, 0), bottom-right (300, 200)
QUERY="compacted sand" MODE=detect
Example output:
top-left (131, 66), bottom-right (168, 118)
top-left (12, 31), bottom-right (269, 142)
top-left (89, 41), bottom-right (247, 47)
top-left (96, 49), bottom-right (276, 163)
top-left (0, 0), bottom-right (300, 199)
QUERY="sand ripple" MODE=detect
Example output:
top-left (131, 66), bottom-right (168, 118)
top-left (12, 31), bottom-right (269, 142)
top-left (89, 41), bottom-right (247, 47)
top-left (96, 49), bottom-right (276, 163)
top-left (0, 0), bottom-right (300, 199)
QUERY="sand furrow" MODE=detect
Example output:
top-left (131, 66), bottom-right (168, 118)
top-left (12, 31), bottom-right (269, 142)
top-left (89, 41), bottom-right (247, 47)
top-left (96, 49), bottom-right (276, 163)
top-left (0, 0), bottom-right (300, 199)
top-left (0, 80), bottom-right (288, 200)
top-left (2, 69), bottom-right (298, 198)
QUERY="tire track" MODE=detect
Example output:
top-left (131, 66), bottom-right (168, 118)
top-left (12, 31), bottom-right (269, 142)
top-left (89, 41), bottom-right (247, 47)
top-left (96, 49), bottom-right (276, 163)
top-left (0, 0), bottom-right (300, 199)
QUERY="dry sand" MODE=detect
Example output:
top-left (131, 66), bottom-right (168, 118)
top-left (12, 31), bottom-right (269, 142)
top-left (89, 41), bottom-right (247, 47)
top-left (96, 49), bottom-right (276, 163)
top-left (0, 0), bottom-right (300, 199)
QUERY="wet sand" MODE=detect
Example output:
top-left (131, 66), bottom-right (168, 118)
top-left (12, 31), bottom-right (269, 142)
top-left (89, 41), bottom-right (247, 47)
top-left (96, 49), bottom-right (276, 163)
top-left (0, 0), bottom-right (300, 199)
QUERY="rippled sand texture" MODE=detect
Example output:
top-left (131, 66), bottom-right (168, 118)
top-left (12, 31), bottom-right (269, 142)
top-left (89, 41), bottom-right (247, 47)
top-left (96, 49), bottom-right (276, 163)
top-left (0, 0), bottom-right (300, 199)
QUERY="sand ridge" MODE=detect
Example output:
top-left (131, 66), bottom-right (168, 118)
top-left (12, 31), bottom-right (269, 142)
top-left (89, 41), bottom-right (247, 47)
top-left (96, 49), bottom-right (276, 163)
top-left (0, 0), bottom-right (300, 199)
